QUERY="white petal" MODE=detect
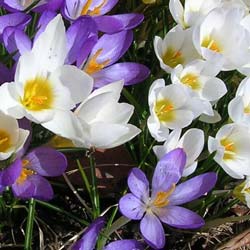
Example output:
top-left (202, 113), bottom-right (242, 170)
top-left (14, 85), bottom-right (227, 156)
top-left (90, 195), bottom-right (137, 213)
top-left (228, 96), bottom-right (244, 124)
top-left (15, 128), bottom-right (30, 153)
top-left (169, 0), bottom-right (185, 27)
top-left (182, 161), bottom-right (198, 177)
top-left (52, 65), bottom-right (93, 104)
top-left (148, 79), bottom-right (165, 108)
top-left (199, 110), bottom-right (221, 123)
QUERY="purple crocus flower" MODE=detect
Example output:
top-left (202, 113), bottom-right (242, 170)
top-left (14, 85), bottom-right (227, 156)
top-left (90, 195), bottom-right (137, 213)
top-left (62, 0), bottom-right (143, 34)
top-left (81, 30), bottom-right (150, 87)
top-left (0, 147), bottom-right (67, 200)
top-left (119, 148), bottom-right (217, 249)
top-left (0, 13), bottom-right (31, 40)
top-left (72, 217), bottom-right (144, 250)
top-left (2, 0), bottom-right (63, 12)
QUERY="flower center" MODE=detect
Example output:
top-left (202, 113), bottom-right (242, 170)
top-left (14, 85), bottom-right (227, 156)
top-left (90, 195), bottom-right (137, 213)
top-left (16, 159), bottom-right (35, 185)
top-left (201, 36), bottom-right (222, 53)
top-left (84, 49), bottom-right (110, 75)
top-left (180, 73), bottom-right (201, 90)
top-left (154, 99), bottom-right (175, 122)
top-left (153, 184), bottom-right (176, 208)
top-left (81, 0), bottom-right (107, 16)
top-left (244, 187), bottom-right (250, 194)
top-left (20, 77), bottom-right (54, 111)
top-left (220, 138), bottom-right (236, 160)
top-left (0, 130), bottom-right (11, 152)
top-left (244, 104), bottom-right (250, 114)
top-left (163, 47), bottom-right (184, 68)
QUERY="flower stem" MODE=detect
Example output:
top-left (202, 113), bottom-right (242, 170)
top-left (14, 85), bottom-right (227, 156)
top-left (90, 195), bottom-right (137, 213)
top-left (24, 198), bottom-right (36, 250)
top-left (88, 152), bottom-right (100, 218)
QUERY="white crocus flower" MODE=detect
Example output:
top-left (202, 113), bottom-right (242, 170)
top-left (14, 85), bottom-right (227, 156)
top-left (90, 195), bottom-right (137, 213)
top-left (193, 6), bottom-right (250, 72)
top-left (0, 15), bottom-right (93, 139)
top-left (153, 128), bottom-right (204, 176)
top-left (228, 77), bottom-right (250, 126)
top-left (171, 59), bottom-right (227, 116)
top-left (71, 80), bottom-right (141, 150)
top-left (147, 79), bottom-right (203, 142)
top-left (154, 25), bottom-right (200, 74)
top-left (208, 123), bottom-right (250, 179)
top-left (0, 112), bottom-right (29, 160)
top-left (169, 0), bottom-right (220, 29)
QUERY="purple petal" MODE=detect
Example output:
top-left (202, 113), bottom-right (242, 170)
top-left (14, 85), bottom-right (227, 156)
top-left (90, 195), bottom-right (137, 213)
top-left (85, 30), bottom-right (133, 69)
top-left (72, 217), bottom-right (105, 250)
top-left (34, 11), bottom-right (57, 41)
top-left (3, 27), bottom-right (31, 61)
top-left (94, 14), bottom-right (144, 34)
top-left (0, 159), bottom-right (22, 186)
top-left (0, 63), bottom-right (13, 85)
top-left (33, 0), bottom-right (63, 12)
top-left (104, 240), bottom-right (144, 250)
top-left (24, 147), bottom-right (67, 177)
top-left (93, 62), bottom-right (150, 88)
top-left (66, 16), bottom-right (97, 65)
top-left (152, 148), bottom-right (186, 197)
top-left (140, 213), bottom-right (165, 249)
top-left (12, 174), bottom-right (53, 200)
top-left (0, 13), bottom-right (31, 38)
top-left (157, 205), bottom-right (205, 229)
top-left (169, 173), bottom-right (217, 206)
top-left (119, 193), bottom-right (145, 220)
top-left (128, 168), bottom-right (149, 201)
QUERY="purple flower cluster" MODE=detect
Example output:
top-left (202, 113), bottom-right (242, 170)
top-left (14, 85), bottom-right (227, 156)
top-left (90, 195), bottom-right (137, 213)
top-left (0, 0), bottom-right (150, 87)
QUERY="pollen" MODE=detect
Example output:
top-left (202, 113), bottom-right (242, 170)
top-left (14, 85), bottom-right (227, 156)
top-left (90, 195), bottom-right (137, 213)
top-left (201, 36), bottom-right (222, 53)
top-left (163, 47), bottom-right (184, 68)
top-left (84, 49), bottom-right (110, 75)
top-left (153, 184), bottom-right (176, 208)
top-left (81, 0), bottom-right (107, 16)
top-left (220, 138), bottom-right (236, 160)
top-left (180, 73), bottom-right (201, 90)
top-left (0, 130), bottom-right (11, 152)
top-left (16, 168), bottom-right (35, 185)
top-left (154, 99), bottom-right (175, 122)
top-left (20, 77), bottom-right (54, 111)
top-left (244, 104), bottom-right (250, 114)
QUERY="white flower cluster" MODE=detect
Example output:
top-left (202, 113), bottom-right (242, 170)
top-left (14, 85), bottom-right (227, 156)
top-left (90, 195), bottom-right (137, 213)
top-left (0, 14), bottom-right (141, 160)
top-left (150, 0), bottom-right (250, 204)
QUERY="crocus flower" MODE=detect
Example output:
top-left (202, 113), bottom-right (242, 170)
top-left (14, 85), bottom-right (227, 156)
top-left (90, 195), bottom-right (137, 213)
top-left (0, 15), bottom-right (93, 141)
top-left (72, 80), bottom-right (141, 149)
top-left (192, 6), bottom-right (250, 72)
top-left (0, 111), bottom-right (29, 161)
top-left (119, 148), bottom-right (217, 249)
top-left (62, 0), bottom-right (143, 34)
top-left (208, 123), bottom-right (250, 179)
top-left (171, 59), bottom-right (227, 116)
top-left (0, 147), bottom-right (67, 200)
top-left (154, 25), bottom-right (200, 73)
top-left (72, 217), bottom-right (144, 250)
top-left (228, 76), bottom-right (250, 126)
top-left (0, 12), bottom-right (31, 40)
top-left (147, 79), bottom-right (204, 142)
top-left (153, 128), bottom-right (204, 176)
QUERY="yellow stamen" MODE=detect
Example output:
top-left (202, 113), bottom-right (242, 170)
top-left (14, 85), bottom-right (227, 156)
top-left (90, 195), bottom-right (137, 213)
top-left (154, 99), bottom-right (175, 122)
top-left (22, 159), bottom-right (30, 168)
top-left (244, 187), bottom-right (250, 193)
top-left (163, 47), bottom-right (184, 68)
top-left (201, 36), bottom-right (222, 53)
top-left (84, 49), bottom-right (110, 75)
top-left (0, 130), bottom-right (11, 152)
top-left (20, 77), bottom-right (54, 111)
top-left (16, 168), bottom-right (35, 185)
top-left (153, 184), bottom-right (176, 208)
top-left (81, 0), bottom-right (107, 16)
top-left (244, 104), bottom-right (250, 114)
top-left (180, 73), bottom-right (201, 90)
top-left (220, 138), bottom-right (236, 160)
